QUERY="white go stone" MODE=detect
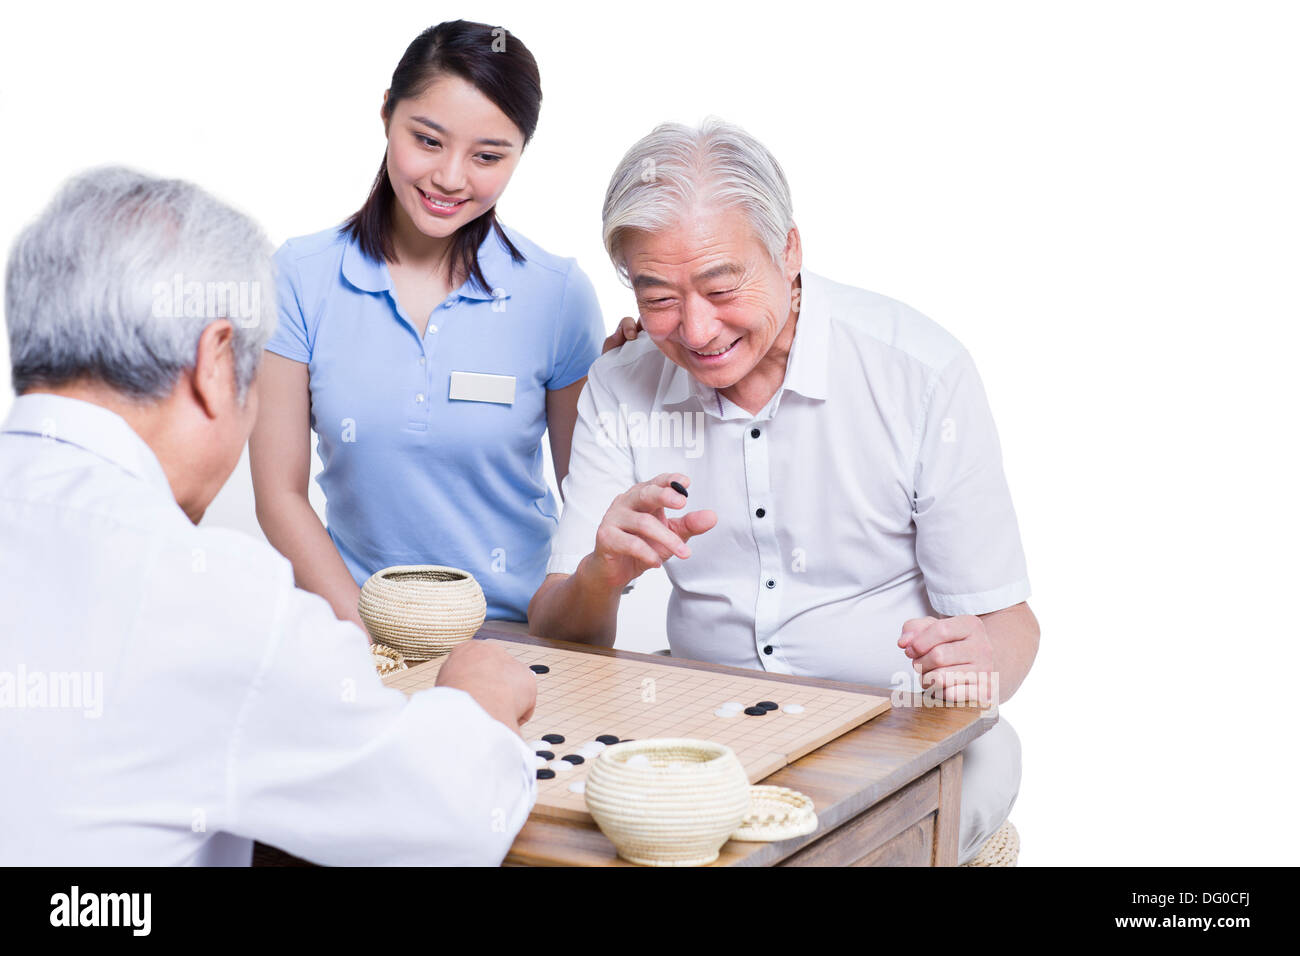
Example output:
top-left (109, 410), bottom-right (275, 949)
top-left (528, 739), bottom-right (550, 751)
top-left (549, 759), bottom-right (576, 773)
top-left (782, 704), bottom-right (806, 714)
top-left (567, 780), bottom-right (586, 794)
top-left (626, 754), bottom-right (651, 768)
top-left (714, 707), bottom-right (740, 718)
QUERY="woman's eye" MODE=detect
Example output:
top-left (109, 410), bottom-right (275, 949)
top-left (416, 135), bottom-right (441, 149)
top-left (477, 153), bottom-right (503, 163)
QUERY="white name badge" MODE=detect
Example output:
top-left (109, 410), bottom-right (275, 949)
top-left (448, 371), bottom-right (516, 405)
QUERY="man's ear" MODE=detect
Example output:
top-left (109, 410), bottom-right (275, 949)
top-left (783, 224), bottom-right (803, 283)
top-left (191, 319), bottom-right (236, 419)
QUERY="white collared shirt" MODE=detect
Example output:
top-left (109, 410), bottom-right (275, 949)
top-left (0, 394), bottom-right (536, 865)
top-left (548, 271), bottom-right (1031, 687)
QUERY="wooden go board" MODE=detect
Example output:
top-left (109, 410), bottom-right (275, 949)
top-left (382, 640), bottom-right (892, 822)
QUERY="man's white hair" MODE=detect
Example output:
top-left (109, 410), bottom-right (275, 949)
top-left (5, 166), bottom-right (275, 401)
top-left (601, 117), bottom-right (794, 283)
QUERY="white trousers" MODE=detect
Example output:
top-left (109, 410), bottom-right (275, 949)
top-left (956, 716), bottom-right (1021, 864)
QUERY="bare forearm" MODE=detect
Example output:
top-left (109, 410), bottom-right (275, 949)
top-left (979, 602), bottom-right (1039, 702)
top-left (256, 492), bottom-right (364, 630)
top-left (527, 557), bottom-right (622, 647)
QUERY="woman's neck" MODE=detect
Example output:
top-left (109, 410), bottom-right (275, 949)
top-left (390, 199), bottom-right (456, 276)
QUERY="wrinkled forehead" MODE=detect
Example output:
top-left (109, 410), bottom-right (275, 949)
top-left (622, 207), bottom-right (769, 289)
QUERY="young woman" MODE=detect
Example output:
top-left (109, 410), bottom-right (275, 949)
top-left (250, 21), bottom-right (608, 633)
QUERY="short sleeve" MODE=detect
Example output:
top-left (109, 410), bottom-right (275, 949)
top-left (912, 349), bottom-right (1030, 616)
top-left (263, 242), bottom-right (312, 363)
top-left (547, 262), bottom-right (605, 390)
top-left (547, 360), bottom-right (636, 577)
top-left (227, 584), bottom-right (537, 865)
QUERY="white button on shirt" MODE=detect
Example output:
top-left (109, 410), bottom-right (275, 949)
top-left (548, 271), bottom-right (1030, 688)
top-left (0, 394), bottom-right (536, 865)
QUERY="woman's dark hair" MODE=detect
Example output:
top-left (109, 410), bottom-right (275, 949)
top-left (344, 20), bottom-right (541, 292)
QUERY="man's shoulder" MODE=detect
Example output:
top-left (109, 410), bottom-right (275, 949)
top-left (585, 332), bottom-right (668, 393)
top-left (806, 271), bottom-right (966, 372)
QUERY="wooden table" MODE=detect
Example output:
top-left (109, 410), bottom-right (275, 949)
top-left (254, 625), bottom-right (996, 867)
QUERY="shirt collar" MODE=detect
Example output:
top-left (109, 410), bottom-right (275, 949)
top-left (340, 221), bottom-right (515, 303)
top-left (1, 393), bottom-right (176, 497)
top-left (659, 270), bottom-right (831, 415)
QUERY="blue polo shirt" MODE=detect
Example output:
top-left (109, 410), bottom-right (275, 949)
top-left (264, 222), bottom-right (605, 621)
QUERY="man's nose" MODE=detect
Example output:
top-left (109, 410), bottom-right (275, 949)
top-left (678, 294), bottom-right (721, 349)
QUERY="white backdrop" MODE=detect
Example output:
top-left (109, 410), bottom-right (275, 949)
top-left (2, 0), bottom-right (1297, 866)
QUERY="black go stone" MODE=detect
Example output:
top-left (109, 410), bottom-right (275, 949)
top-left (562, 754), bottom-right (584, 765)
top-left (535, 750), bottom-right (554, 761)
top-left (541, 733), bottom-right (565, 745)
top-left (595, 735), bottom-right (619, 745)
top-left (536, 769), bottom-right (555, 780)
top-left (529, 664), bottom-right (550, 674)
top-left (756, 701), bottom-right (779, 711)
top-left (743, 706), bottom-right (768, 716)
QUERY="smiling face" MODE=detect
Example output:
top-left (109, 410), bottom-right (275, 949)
top-left (622, 206), bottom-right (802, 399)
top-left (383, 73), bottom-right (523, 247)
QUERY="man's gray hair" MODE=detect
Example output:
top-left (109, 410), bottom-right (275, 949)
top-left (5, 166), bottom-right (275, 401)
top-left (602, 117), bottom-right (794, 283)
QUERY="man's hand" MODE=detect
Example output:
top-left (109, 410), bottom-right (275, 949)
top-left (435, 640), bottom-right (537, 733)
top-left (588, 473), bottom-right (717, 592)
top-left (898, 614), bottom-right (1000, 706)
top-left (601, 315), bottom-right (642, 354)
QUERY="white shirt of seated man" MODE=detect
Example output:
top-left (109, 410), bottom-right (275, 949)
top-left (535, 206), bottom-right (1032, 703)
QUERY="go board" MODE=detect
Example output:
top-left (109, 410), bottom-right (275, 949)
top-left (382, 640), bottom-right (891, 822)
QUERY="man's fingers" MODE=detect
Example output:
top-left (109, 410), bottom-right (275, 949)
top-left (620, 315), bottom-right (640, 340)
top-left (606, 526), bottom-right (667, 571)
top-left (632, 476), bottom-right (689, 512)
top-left (621, 510), bottom-right (690, 560)
top-left (911, 641), bottom-right (974, 676)
top-left (668, 509), bottom-right (718, 544)
top-left (902, 616), bottom-right (973, 658)
top-left (898, 616), bottom-right (938, 649)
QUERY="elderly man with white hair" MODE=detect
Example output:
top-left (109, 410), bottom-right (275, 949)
top-left (0, 168), bottom-right (538, 865)
top-left (529, 119), bottom-right (1039, 864)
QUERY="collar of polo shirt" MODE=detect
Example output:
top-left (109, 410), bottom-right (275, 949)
top-left (340, 224), bottom-right (516, 303)
top-left (658, 271), bottom-right (832, 418)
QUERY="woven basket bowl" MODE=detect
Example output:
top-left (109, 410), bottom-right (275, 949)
top-left (357, 565), bottom-right (486, 661)
top-left (584, 739), bottom-right (752, 867)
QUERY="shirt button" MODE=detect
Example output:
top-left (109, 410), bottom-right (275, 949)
top-left (763, 645), bottom-right (773, 655)
top-left (419, 357), bottom-right (426, 365)
top-left (443, 299), bottom-right (454, 308)
top-left (755, 507), bottom-right (766, 518)
top-left (751, 428), bottom-right (761, 438)
top-left (415, 393), bottom-right (425, 404)
top-left (766, 579), bottom-right (776, 589)
top-left (428, 324), bottom-right (439, 334)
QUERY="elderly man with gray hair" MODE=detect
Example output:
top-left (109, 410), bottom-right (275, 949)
top-left (529, 119), bottom-right (1040, 864)
top-left (0, 168), bottom-right (539, 865)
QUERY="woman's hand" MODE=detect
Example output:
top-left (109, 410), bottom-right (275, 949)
top-left (601, 315), bottom-right (642, 354)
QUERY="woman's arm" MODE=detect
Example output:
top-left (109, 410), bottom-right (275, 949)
top-left (545, 377), bottom-right (585, 498)
top-left (249, 352), bottom-right (367, 636)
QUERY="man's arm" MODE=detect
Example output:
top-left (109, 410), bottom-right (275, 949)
top-left (978, 601), bottom-right (1039, 701)
top-left (528, 562), bottom-right (622, 648)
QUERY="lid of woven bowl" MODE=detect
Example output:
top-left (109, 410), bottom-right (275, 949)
top-left (729, 785), bottom-right (818, 842)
